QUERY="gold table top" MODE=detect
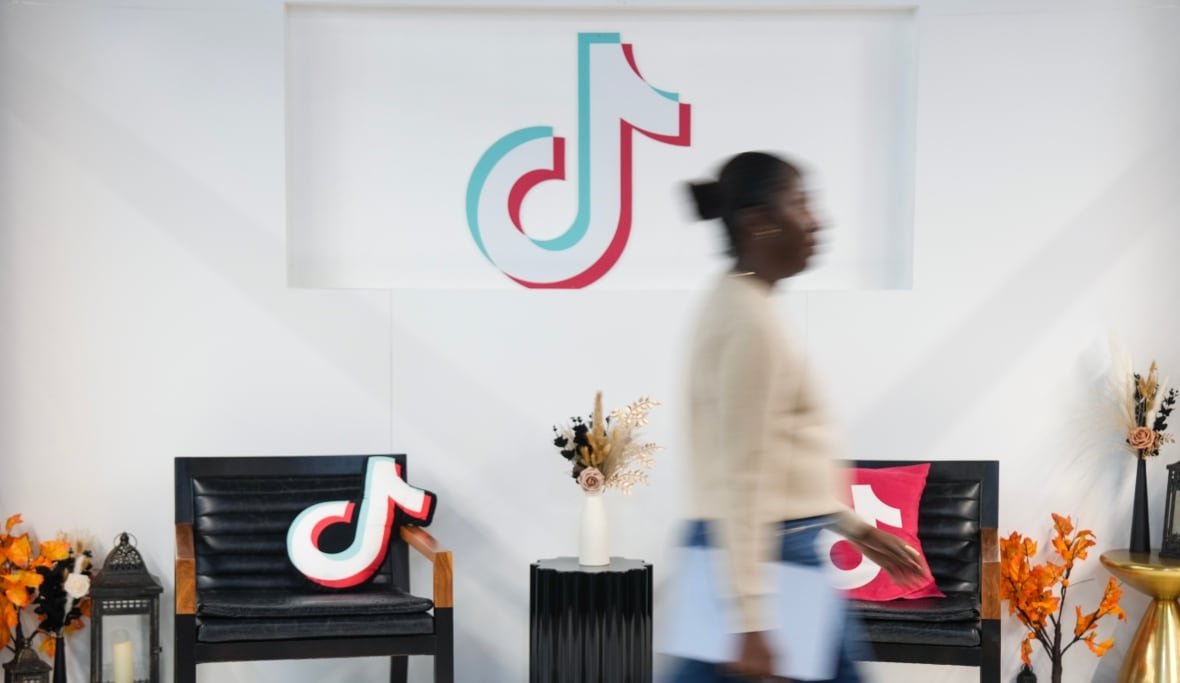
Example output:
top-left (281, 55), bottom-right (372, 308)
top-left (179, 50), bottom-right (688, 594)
top-left (1100, 550), bottom-right (1180, 600)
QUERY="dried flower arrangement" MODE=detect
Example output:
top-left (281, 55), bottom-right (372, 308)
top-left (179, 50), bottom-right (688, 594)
top-left (1000, 514), bottom-right (1125, 683)
top-left (1, 514), bottom-right (94, 661)
top-left (1116, 361), bottom-right (1176, 459)
top-left (552, 391), bottom-right (662, 495)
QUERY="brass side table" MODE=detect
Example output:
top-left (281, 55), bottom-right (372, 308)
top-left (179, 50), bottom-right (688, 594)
top-left (1099, 550), bottom-right (1180, 683)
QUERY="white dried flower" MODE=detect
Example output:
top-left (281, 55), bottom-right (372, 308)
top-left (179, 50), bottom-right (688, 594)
top-left (64, 573), bottom-right (90, 600)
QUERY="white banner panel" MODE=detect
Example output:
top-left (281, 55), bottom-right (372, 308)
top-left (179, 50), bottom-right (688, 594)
top-left (286, 6), bottom-right (916, 290)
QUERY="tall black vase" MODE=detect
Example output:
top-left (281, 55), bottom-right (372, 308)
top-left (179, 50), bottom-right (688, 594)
top-left (53, 634), bottom-right (66, 683)
top-left (1131, 456), bottom-right (1151, 554)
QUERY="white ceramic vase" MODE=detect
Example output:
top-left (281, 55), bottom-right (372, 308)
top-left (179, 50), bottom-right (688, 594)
top-left (578, 491), bottom-right (609, 566)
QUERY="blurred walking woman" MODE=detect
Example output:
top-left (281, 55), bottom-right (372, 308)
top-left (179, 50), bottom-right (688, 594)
top-left (671, 152), bottom-right (925, 682)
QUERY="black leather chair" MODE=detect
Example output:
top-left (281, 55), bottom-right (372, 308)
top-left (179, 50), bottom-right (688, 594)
top-left (845, 460), bottom-right (999, 683)
top-left (174, 455), bottom-right (453, 683)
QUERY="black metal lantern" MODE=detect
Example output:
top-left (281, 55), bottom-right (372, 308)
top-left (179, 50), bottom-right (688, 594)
top-left (3, 647), bottom-right (50, 683)
top-left (88, 533), bottom-right (162, 683)
top-left (1016, 664), bottom-right (1038, 682)
top-left (1160, 463), bottom-right (1180, 559)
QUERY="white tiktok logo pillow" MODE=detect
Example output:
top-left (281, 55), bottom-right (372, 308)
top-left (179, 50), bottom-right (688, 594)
top-left (287, 456), bottom-right (436, 588)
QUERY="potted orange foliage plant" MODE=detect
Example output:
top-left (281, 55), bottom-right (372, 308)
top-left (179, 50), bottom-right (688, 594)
top-left (1000, 513), bottom-right (1125, 683)
top-left (2, 514), bottom-right (93, 682)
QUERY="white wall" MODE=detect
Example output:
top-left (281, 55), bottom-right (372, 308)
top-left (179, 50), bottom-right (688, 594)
top-left (2, 1), bottom-right (1178, 682)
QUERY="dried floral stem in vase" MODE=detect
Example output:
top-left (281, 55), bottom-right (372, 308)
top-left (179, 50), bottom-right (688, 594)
top-left (1119, 361), bottom-right (1177, 459)
top-left (553, 391), bottom-right (663, 495)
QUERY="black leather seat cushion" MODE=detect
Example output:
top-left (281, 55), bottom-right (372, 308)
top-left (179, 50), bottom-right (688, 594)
top-left (196, 612), bottom-right (435, 643)
top-left (850, 592), bottom-right (979, 623)
top-left (860, 618), bottom-right (981, 647)
top-left (198, 588), bottom-right (433, 618)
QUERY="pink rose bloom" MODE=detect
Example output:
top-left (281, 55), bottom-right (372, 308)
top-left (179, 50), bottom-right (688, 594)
top-left (1129, 426), bottom-right (1155, 451)
top-left (578, 467), bottom-right (606, 494)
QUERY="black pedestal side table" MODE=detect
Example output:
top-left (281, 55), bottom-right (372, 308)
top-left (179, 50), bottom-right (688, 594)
top-left (529, 557), bottom-right (653, 683)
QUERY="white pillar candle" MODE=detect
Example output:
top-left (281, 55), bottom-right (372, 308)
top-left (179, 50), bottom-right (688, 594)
top-left (113, 640), bottom-right (133, 683)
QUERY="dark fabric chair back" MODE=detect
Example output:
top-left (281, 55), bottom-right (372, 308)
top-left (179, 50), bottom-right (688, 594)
top-left (918, 477), bottom-right (981, 597)
top-left (177, 455), bottom-right (410, 595)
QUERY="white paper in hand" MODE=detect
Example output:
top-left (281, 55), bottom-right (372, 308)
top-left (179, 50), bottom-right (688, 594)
top-left (656, 546), bottom-right (737, 663)
top-left (656, 545), bottom-right (845, 681)
top-left (765, 561), bottom-right (845, 680)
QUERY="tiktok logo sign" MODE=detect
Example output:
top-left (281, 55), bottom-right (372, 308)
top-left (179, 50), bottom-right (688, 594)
top-left (466, 33), bottom-right (692, 289)
top-left (287, 457), bottom-right (437, 588)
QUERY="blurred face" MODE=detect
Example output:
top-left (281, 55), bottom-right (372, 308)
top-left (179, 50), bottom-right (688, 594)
top-left (742, 175), bottom-right (822, 279)
top-left (774, 177), bottom-right (821, 276)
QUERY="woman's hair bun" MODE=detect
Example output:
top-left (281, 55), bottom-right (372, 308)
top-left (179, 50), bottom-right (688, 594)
top-left (687, 181), bottom-right (723, 221)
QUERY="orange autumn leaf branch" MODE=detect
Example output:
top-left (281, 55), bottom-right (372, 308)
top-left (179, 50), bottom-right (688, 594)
top-left (1, 514), bottom-right (94, 654)
top-left (1000, 514), bottom-right (1125, 669)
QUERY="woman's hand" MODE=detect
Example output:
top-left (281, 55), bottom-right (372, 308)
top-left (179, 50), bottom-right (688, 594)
top-left (850, 526), bottom-right (929, 589)
top-left (724, 631), bottom-right (776, 679)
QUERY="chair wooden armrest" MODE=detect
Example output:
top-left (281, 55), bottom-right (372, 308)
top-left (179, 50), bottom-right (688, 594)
top-left (981, 527), bottom-right (1000, 620)
top-left (400, 525), bottom-right (453, 609)
top-left (176, 523), bottom-right (196, 616)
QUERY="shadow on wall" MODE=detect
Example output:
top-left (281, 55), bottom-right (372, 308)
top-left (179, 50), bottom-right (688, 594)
top-left (847, 141), bottom-right (1180, 466)
top-left (409, 634), bottom-right (515, 683)
top-left (1, 48), bottom-right (391, 404)
top-left (390, 319), bottom-right (556, 682)
top-left (3, 41), bottom-right (401, 683)
top-left (416, 492), bottom-right (523, 682)
top-left (846, 147), bottom-right (1180, 679)
top-left (388, 302), bottom-right (693, 681)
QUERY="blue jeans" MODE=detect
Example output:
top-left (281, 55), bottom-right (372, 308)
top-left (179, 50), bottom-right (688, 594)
top-left (664, 516), bottom-right (868, 683)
